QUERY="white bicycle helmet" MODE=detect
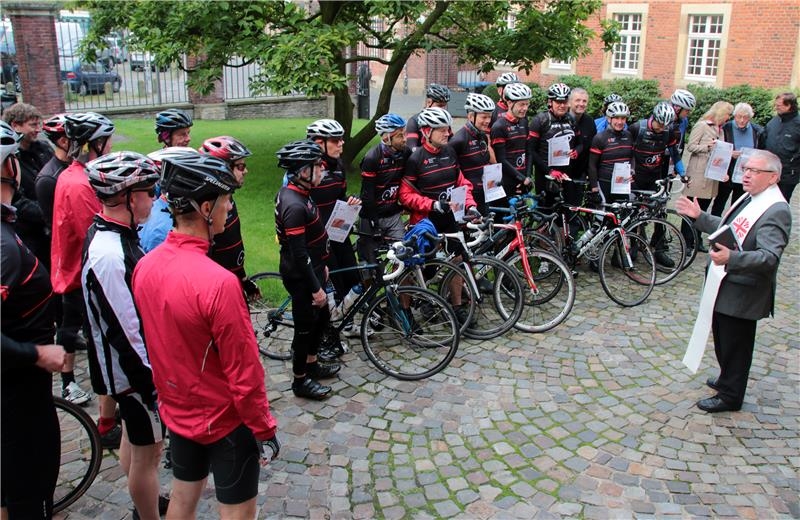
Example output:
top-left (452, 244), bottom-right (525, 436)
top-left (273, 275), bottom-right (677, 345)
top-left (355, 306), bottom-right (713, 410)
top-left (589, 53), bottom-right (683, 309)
top-left (306, 119), bottom-right (345, 139)
top-left (670, 89), bottom-right (696, 110)
top-left (605, 101), bottom-right (630, 118)
top-left (416, 107), bottom-right (453, 129)
top-left (86, 151), bottom-right (161, 198)
top-left (496, 72), bottom-right (520, 87)
top-left (652, 101), bottom-right (677, 125)
top-left (504, 83), bottom-right (532, 101)
top-left (603, 93), bottom-right (623, 105)
top-left (547, 82), bottom-right (571, 101)
top-left (0, 121), bottom-right (21, 165)
top-left (464, 93), bottom-right (496, 113)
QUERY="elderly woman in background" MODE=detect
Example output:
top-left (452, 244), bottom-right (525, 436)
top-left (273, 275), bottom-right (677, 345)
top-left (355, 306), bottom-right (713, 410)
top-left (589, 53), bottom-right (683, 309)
top-left (711, 102), bottom-right (764, 216)
top-left (681, 101), bottom-right (734, 251)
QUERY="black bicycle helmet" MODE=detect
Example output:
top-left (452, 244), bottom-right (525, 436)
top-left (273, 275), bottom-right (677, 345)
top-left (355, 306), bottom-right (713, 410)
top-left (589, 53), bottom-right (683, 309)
top-left (155, 109), bottom-right (193, 141)
top-left (86, 151), bottom-right (161, 198)
top-left (160, 149), bottom-right (238, 213)
top-left (276, 139), bottom-right (323, 174)
top-left (199, 136), bottom-right (252, 163)
top-left (425, 83), bottom-right (451, 103)
top-left (64, 112), bottom-right (115, 145)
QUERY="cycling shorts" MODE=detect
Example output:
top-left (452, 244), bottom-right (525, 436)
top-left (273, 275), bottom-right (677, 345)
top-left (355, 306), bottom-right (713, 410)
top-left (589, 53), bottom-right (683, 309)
top-left (115, 393), bottom-right (165, 446)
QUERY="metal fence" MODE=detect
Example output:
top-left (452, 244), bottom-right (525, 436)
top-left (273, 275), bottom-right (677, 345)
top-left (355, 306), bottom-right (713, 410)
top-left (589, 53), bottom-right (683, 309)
top-left (223, 58), bottom-right (288, 101)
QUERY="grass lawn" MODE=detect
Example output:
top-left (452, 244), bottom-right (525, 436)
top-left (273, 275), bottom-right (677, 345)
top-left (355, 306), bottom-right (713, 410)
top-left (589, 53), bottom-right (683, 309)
top-left (113, 117), bottom-right (377, 274)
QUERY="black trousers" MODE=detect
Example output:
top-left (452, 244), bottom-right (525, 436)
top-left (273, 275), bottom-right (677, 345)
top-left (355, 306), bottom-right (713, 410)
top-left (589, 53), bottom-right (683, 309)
top-left (778, 182), bottom-right (796, 205)
top-left (681, 197), bottom-right (711, 247)
top-left (711, 180), bottom-right (744, 217)
top-left (282, 276), bottom-right (330, 377)
top-left (711, 311), bottom-right (757, 406)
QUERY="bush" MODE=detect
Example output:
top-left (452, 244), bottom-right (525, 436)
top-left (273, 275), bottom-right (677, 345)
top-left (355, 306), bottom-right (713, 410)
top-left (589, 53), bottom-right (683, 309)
top-left (605, 78), bottom-right (662, 122)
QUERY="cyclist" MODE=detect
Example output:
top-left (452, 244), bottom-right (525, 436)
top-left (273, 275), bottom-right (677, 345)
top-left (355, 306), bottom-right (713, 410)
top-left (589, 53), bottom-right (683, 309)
top-left (275, 139), bottom-right (342, 400)
top-left (490, 72), bottom-right (520, 126)
top-left (1, 120), bottom-right (65, 520)
top-left (357, 113), bottom-right (410, 265)
top-left (35, 114), bottom-right (71, 237)
top-left (665, 88), bottom-right (696, 178)
top-left (490, 82), bottom-right (534, 198)
top-left (132, 149), bottom-right (279, 518)
top-left (588, 101), bottom-right (634, 203)
top-left (399, 107), bottom-right (479, 324)
top-left (451, 93), bottom-right (496, 215)
top-left (82, 152), bottom-right (165, 520)
top-left (594, 93), bottom-right (623, 133)
top-left (198, 136), bottom-right (260, 300)
top-left (405, 84), bottom-right (451, 151)
top-left (529, 83), bottom-right (580, 197)
top-left (569, 87), bottom-right (596, 205)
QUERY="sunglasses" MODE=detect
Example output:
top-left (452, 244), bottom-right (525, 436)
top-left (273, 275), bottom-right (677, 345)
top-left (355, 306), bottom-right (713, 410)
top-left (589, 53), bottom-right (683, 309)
top-left (233, 162), bottom-right (247, 172)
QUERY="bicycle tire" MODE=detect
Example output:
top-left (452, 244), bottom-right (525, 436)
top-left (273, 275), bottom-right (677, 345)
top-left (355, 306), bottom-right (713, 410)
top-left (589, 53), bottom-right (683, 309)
top-left (598, 232), bottom-right (656, 307)
top-left (522, 230), bottom-right (560, 256)
top-left (462, 255), bottom-right (524, 340)
top-left (504, 249), bottom-right (575, 333)
top-left (249, 272), bottom-right (293, 360)
top-left (666, 209), bottom-right (699, 270)
top-left (53, 396), bottom-right (102, 513)
top-left (626, 217), bottom-right (686, 285)
top-left (399, 259), bottom-right (476, 335)
top-left (361, 286), bottom-right (459, 381)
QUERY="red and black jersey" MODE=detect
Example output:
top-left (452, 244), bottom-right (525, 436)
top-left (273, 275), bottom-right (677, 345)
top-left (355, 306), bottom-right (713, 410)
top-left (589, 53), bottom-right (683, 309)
top-left (588, 128), bottom-right (634, 188)
top-left (629, 118), bottom-right (676, 183)
top-left (405, 113), bottom-right (422, 150)
top-left (210, 198), bottom-right (246, 281)
top-left (310, 155), bottom-right (347, 225)
top-left (490, 99), bottom-right (509, 127)
top-left (529, 111), bottom-right (578, 191)
top-left (450, 122), bottom-right (491, 194)
top-left (360, 143), bottom-right (409, 220)
top-left (490, 112), bottom-right (531, 189)
top-left (275, 183), bottom-right (330, 292)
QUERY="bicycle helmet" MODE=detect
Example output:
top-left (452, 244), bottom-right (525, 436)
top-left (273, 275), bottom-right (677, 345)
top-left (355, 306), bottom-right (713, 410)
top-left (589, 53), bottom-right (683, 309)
top-left (42, 114), bottom-right (69, 142)
top-left (375, 113), bottom-right (406, 135)
top-left (86, 151), bottom-right (161, 198)
top-left (416, 107), bottom-right (453, 129)
top-left (160, 149), bottom-right (238, 213)
top-left (64, 112), bottom-right (115, 145)
top-left (652, 101), bottom-right (676, 125)
top-left (495, 72), bottom-right (520, 87)
top-left (670, 89), bottom-right (696, 110)
top-left (1, 120), bottom-right (22, 164)
top-left (547, 83), bottom-right (571, 101)
top-left (306, 119), bottom-right (345, 139)
top-left (603, 93), bottom-right (623, 105)
top-left (425, 83), bottom-right (451, 103)
top-left (199, 136), bottom-right (252, 163)
top-left (464, 93), bottom-right (496, 113)
top-left (276, 139), bottom-right (323, 173)
top-left (147, 146), bottom-right (198, 166)
top-left (503, 82), bottom-right (532, 101)
top-left (155, 109), bottom-right (193, 135)
top-left (605, 101), bottom-right (630, 118)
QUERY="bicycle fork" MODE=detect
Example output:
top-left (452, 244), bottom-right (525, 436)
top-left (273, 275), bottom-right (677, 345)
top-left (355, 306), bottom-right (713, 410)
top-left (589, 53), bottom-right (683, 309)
top-left (612, 227), bottom-right (635, 270)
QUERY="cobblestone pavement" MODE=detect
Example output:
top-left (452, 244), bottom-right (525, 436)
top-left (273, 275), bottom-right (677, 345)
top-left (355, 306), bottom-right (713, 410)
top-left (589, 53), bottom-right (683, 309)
top-left (57, 200), bottom-right (798, 519)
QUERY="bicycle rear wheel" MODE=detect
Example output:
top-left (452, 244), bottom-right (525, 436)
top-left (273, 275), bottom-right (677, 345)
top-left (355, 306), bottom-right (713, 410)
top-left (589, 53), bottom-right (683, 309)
top-left (54, 396), bottom-right (102, 513)
top-left (505, 249), bottom-right (575, 333)
top-left (463, 256), bottom-right (524, 340)
top-left (666, 209), bottom-right (699, 270)
top-left (627, 217), bottom-right (686, 285)
top-left (399, 259), bottom-right (475, 335)
top-left (361, 286), bottom-right (459, 381)
top-left (249, 272), bottom-right (293, 360)
top-left (598, 232), bottom-right (656, 307)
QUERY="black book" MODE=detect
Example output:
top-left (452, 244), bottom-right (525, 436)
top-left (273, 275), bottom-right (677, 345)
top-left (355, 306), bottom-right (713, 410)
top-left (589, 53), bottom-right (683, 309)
top-left (708, 224), bottom-right (741, 251)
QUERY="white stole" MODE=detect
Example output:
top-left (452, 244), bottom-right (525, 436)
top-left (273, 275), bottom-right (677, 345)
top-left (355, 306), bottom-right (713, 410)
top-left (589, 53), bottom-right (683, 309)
top-left (683, 185), bottom-right (786, 372)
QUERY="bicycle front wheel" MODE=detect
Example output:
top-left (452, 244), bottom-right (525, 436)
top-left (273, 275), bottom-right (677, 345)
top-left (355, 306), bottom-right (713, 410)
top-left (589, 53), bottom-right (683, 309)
top-left (54, 396), bottom-right (102, 513)
top-left (361, 286), bottom-right (459, 381)
top-left (505, 249), bottom-right (575, 333)
top-left (666, 209), bottom-right (699, 270)
top-left (249, 272), bottom-right (293, 360)
top-left (598, 232), bottom-right (656, 307)
top-left (463, 256), bottom-right (524, 340)
top-left (627, 217), bottom-right (686, 285)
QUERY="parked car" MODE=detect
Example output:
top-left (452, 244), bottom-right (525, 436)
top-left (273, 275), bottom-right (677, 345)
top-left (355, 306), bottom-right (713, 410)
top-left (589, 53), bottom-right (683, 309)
top-left (62, 61), bottom-right (121, 96)
top-left (1, 22), bottom-right (20, 92)
top-left (129, 50), bottom-right (168, 72)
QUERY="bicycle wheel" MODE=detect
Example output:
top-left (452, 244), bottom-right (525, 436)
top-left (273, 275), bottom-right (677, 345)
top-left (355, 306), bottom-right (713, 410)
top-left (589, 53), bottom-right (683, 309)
top-left (627, 217), bottom-right (686, 285)
top-left (53, 396), bottom-right (102, 513)
top-left (666, 209), bottom-right (699, 270)
top-left (361, 286), bottom-right (459, 380)
top-left (504, 249), bottom-right (575, 333)
top-left (249, 272), bottom-right (293, 360)
top-left (462, 255), bottom-right (524, 340)
top-left (598, 232), bottom-right (656, 307)
top-left (398, 259), bottom-right (475, 335)
top-left (523, 230), bottom-right (560, 256)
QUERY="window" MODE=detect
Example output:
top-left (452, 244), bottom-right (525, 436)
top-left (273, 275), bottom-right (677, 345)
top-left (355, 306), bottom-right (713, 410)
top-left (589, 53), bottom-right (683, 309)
top-left (611, 13), bottom-right (642, 73)
top-left (548, 59), bottom-right (572, 70)
top-left (685, 14), bottom-right (723, 79)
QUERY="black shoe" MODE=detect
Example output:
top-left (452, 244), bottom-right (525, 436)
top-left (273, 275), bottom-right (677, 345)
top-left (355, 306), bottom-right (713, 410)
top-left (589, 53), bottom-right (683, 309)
top-left (132, 495), bottom-right (170, 519)
top-left (654, 251), bottom-right (676, 268)
top-left (292, 378), bottom-right (332, 400)
top-left (477, 277), bottom-right (493, 295)
top-left (100, 424), bottom-right (122, 450)
top-left (453, 306), bottom-right (474, 327)
top-left (696, 396), bottom-right (740, 413)
top-left (706, 377), bottom-right (721, 391)
top-left (317, 345), bottom-right (341, 363)
top-left (307, 361), bottom-right (341, 379)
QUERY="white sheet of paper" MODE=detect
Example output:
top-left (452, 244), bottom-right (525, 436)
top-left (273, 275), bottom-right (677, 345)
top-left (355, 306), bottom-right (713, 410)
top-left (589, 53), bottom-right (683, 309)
top-left (482, 163), bottom-right (506, 202)
top-left (449, 185), bottom-right (467, 222)
top-left (731, 147), bottom-right (756, 184)
top-left (610, 162), bottom-right (632, 195)
top-left (704, 140), bottom-right (733, 181)
top-left (325, 200), bottom-right (361, 243)
top-left (547, 135), bottom-right (571, 167)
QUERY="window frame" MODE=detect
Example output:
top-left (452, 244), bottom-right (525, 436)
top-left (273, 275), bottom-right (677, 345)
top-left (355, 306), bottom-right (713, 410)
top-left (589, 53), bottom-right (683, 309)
top-left (675, 3), bottom-right (731, 87)
top-left (603, 3), bottom-right (648, 80)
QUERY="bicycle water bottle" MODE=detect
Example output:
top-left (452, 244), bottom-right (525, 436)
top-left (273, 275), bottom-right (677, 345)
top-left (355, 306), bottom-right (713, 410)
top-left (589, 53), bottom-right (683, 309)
top-left (341, 283), bottom-right (363, 315)
top-left (325, 281), bottom-right (340, 320)
top-left (576, 227), bottom-right (595, 249)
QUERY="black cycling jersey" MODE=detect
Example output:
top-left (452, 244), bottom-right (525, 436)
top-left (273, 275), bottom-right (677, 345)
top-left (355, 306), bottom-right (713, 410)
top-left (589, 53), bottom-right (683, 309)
top-left (360, 142), bottom-right (408, 220)
top-left (572, 113), bottom-right (597, 180)
top-left (275, 183), bottom-right (330, 293)
top-left (629, 118), bottom-right (676, 184)
top-left (310, 155), bottom-right (347, 225)
top-left (529, 111), bottom-right (579, 192)
top-left (588, 128), bottom-right (634, 188)
top-left (490, 99), bottom-right (509, 127)
top-left (403, 142), bottom-right (461, 202)
top-left (210, 198), bottom-right (246, 281)
top-left (450, 121), bottom-right (491, 197)
top-left (490, 112), bottom-right (530, 193)
top-left (12, 141), bottom-right (51, 260)
top-left (35, 155), bottom-right (70, 231)
top-left (405, 113), bottom-right (422, 150)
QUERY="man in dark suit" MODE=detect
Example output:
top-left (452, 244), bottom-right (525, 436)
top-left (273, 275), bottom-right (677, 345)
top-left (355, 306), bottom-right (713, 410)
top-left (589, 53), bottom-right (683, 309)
top-left (676, 149), bottom-right (792, 413)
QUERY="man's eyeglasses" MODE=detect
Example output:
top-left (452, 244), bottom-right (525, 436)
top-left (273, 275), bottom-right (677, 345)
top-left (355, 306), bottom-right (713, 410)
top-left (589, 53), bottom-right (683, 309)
top-left (133, 187), bottom-right (157, 198)
top-left (326, 137), bottom-right (344, 144)
top-left (742, 166), bottom-right (776, 175)
top-left (233, 163), bottom-right (247, 172)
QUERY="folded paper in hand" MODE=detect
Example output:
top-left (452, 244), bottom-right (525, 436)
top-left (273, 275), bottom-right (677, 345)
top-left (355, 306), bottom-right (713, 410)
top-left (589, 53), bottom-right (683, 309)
top-left (707, 224), bottom-right (741, 251)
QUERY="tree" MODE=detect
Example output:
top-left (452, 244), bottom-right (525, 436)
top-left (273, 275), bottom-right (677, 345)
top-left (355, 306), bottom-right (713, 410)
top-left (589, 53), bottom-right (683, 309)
top-left (81, 0), bottom-right (618, 167)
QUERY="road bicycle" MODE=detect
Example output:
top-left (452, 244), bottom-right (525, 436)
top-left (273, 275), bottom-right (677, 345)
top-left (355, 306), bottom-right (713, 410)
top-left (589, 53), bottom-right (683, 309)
top-left (53, 396), bottom-right (103, 513)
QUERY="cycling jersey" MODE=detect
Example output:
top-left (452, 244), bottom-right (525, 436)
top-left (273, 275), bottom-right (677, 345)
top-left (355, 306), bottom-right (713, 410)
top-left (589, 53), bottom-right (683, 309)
top-left (34, 155), bottom-right (70, 230)
top-left (50, 160), bottom-right (101, 294)
top-left (490, 99), bottom-right (509, 127)
top-left (132, 231), bottom-right (278, 444)
top-left (451, 121), bottom-right (492, 197)
top-left (82, 214), bottom-right (155, 400)
top-left (529, 110), bottom-right (579, 192)
top-left (629, 118), bottom-right (677, 184)
top-left (360, 142), bottom-right (408, 221)
top-left (210, 197), bottom-right (246, 281)
top-left (275, 183), bottom-right (330, 293)
top-left (588, 128), bottom-right (634, 189)
top-left (405, 113), bottom-right (422, 150)
top-left (310, 155), bottom-right (347, 225)
top-left (12, 141), bottom-right (51, 261)
top-left (490, 111), bottom-right (531, 193)
top-left (399, 141), bottom-right (475, 224)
